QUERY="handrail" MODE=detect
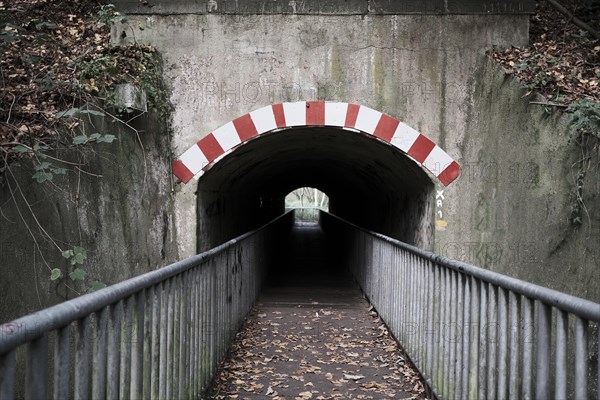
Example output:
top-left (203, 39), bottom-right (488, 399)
top-left (320, 210), bottom-right (600, 400)
top-left (323, 211), bottom-right (600, 321)
top-left (0, 211), bottom-right (294, 400)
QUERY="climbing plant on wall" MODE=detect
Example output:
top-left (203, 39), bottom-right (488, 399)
top-left (0, 1), bottom-right (172, 296)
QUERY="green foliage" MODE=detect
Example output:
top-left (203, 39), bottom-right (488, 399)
top-left (62, 246), bottom-right (87, 266)
top-left (567, 99), bottom-right (600, 139)
top-left (50, 268), bottom-right (62, 281)
top-left (69, 268), bottom-right (86, 281)
top-left (96, 4), bottom-right (127, 28)
top-left (72, 133), bottom-right (116, 145)
top-left (90, 281), bottom-right (107, 291)
top-left (32, 161), bottom-right (66, 183)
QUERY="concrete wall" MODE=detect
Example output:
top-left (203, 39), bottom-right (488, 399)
top-left (439, 58), bottom-right (600, 302)
top-left (111, 12), bottom-right (529, 254)
top-left (108, 6), bottom-right (599, 303)
top-left (0, 114), bottom-right (179, 323)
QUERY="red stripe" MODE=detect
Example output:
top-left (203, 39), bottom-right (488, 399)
top-left (373, 114), bottom-right (400, 142)
top-left (344, 104), bottom-right (360, 128)
top-left (272, 104), bottom-right (286, 128)
top-left (407, 134), bottom-right (436, 163)
top-left (233, 114), bottom-right (258, 142)
top-left (172, 160), bottom-right (194, 183)
top-left (306, 101), bottom-right (325, 125)
top-left (197, 134), bottom-right (224, 163)
top-left (438, 161), bottom-right (461, 186)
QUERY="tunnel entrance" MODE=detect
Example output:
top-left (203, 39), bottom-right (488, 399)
top-left (195, 125), bottom-right (436, 252)
top-left (183, 101), bottom-right (460, 254)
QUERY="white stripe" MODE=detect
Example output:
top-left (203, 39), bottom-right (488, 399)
top-left (191, 169), bottom-right (205, 180)
top-left (179, 144), bottom-right (208, 175)
top-left (324, 102), bottom-right (348, 127)
top-left (282, 101), bottom-right (306, 126)
top-left (212, 121), bottom-right (241, 151)
top-left (250, 106), bottom-right (277, 134)
top-left (390, 122), bottom-right (420, 153)
top-left (354, 106), bottom-right (382, 135)
top-left (423, 146), bottom-right (455, 176)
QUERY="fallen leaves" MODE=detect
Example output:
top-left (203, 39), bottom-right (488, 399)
top-left (488, 1), bottom-right (599, 105)
top-left (209, 296), bottom-right (428, 399)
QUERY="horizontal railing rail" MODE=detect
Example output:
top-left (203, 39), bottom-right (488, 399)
top-left (0, 211), bottom-right (294, 400)
top-left (321, 211), bottom-right (600, 400)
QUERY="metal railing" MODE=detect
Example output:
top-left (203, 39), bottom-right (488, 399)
top-left (321, 211), bottom-right (600, 400)
top-left (0, 212), bottom-right (293, 400)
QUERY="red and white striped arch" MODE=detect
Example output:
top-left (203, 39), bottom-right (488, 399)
top-left (172, 101), bottom-right (460, 186)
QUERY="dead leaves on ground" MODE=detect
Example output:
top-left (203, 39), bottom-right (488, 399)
top-left (489, 1), bottom-right (599, 105)
top-left (210, 303), bottom-right (427, 399)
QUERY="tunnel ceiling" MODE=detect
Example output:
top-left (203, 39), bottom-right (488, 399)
top-left (198, 126), bottom-right (434, 204)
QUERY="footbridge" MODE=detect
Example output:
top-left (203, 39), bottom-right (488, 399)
top-left (1, 210), bottom-right (598, 399)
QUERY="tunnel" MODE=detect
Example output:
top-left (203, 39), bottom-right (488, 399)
top-left (175, 101), bottom-right (460, 284)
top-left (195, 125), bottom-right (435, 251)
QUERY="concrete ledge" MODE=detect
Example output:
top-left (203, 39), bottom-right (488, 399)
top-left (113, 0), bottom-right (535, 15)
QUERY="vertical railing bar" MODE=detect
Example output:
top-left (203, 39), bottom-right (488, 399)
top-left (535, 301), bottom-right (551, 400)
top-left (522, 297), bottom-right (534, 400)
top-left (0, 350), bottom-right (16, 400)
top-left (432, 263), bottom-right (440, 393)
top-left (440, 267), bottom-right (449, 397)
top-left (151, 283), bottom-right (161, 400)
top-left (107, 301), bottom-right (122, 400)
top-left (468, 277), bottom-right (480, 399)
top-left (143, 285), bottom-right (154, 400)
top-left (457, 274), bottom-right (473, 399)
top-left (74, 317), bottom-right (91, 400)
top-left (179, 270), bottom-right (188, 398)
top-left (575, 317), bottom-right (588, 400)
top-left (497, 287), bottom-right (508, 400)
top-left (597, 323), bottom-right (599, 400)
top-left (487, 284), bottom-right (498, 400)
top-left (171, 275), bottom-right (180, 400)
top-left (508, 292), bottom-right (520, 399)
top-left (418, 256), bottom-right (426, 372)
top-left (55, 324), bottom-right (72, 400)
top-left (454, 271), bottom-right (465, 400)
top-left (159, 280), bottom-right (168, 400)
top-left (119, 296), bottom-right (133, 400)
top-left (407, 252), bottom-right (414, 355)
top-left (426, 260), bottom-right (435, 389)
top-left (555, 310), bottom-right (568, 400)
top-left (193, 267), bottom-right (201, 398)
top-left (166, 277), bottom-right (175, 400)
top-left (478, 280), bottom-right (488, 400)
top-left (92, 307), bottom-right (109, 400)
top-left (448, 269), bottom-right (458, 400)
top-left (131, 290), bottom-right (145, 399)
top-left (25, 334), bottom-right (48, 400)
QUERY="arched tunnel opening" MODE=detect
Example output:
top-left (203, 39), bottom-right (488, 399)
top-left (196, 126), bottom-right (435, 288)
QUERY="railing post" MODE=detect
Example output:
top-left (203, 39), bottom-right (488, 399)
top-left (535, 301), bottom-right (551, 400)
top-left (0, 350), bottom-right (16, 400)
top-left (575, 317), bottom-right (589, 400)
top-left (25, 334), bottom-right (48, 400)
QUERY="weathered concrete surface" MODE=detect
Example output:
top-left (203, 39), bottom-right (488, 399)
top-left (112, 13), bottom-right (529, 256)
top-left (110, 9), bottom-right (598, 302)
top-left (437, 58), bottom-right (600, 302)
top-left (114, 0), bottom-right (534, 15)
top-left (0, 114), bottom-right (179, 323)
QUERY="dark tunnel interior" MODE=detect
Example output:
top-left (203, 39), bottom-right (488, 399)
top-left (196, 127), bottom-right (435, 284)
